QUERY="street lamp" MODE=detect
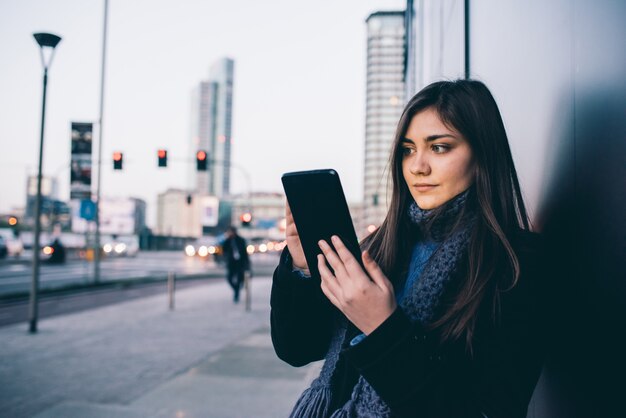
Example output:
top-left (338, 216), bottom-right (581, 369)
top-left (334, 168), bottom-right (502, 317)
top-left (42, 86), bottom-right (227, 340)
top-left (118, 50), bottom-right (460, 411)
top-left (30, 32), bottom-right (62, 334)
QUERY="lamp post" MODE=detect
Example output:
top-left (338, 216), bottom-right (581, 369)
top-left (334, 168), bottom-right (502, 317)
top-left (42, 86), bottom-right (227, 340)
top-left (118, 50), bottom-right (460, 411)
top-left (30, 32), bottom-right (61, 334)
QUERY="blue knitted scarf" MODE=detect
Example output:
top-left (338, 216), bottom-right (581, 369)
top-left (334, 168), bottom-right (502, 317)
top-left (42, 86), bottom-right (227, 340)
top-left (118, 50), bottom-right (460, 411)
top-left (289, 190), bottom-right (476, 418)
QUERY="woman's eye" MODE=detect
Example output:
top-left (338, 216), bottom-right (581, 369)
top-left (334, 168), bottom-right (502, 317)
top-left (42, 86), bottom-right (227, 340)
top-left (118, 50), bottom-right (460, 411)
top-left (431, 144), bottom-right (450, 154)
top-left (401, 147), bottom-right (415, 156)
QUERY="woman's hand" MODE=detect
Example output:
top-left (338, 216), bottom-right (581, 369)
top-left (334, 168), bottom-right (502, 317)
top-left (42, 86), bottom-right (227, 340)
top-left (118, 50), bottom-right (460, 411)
top-left (285, 202), bottom-right (309, 274)
top-left (317, 236), bottom-right (397, 335)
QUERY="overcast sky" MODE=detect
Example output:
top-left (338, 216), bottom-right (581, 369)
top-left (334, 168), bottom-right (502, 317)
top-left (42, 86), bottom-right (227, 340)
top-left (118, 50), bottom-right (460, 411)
top-left (0, 0), bottom-right (406, 226)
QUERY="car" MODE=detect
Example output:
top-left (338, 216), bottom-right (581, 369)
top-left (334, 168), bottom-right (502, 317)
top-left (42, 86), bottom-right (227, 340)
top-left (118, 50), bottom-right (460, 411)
top-left (102, 235), bottom-right (139, 257)
top-left (42, 238), bottom-right (66, 264)
top-left (184, 235), bottom-right (224, 263)
top-left (0, 230), bottom-right (23, 257)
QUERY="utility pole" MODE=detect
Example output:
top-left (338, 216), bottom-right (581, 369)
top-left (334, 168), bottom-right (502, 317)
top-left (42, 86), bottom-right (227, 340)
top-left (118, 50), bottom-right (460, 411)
top-left (94, 0), bottom-right (109, 283)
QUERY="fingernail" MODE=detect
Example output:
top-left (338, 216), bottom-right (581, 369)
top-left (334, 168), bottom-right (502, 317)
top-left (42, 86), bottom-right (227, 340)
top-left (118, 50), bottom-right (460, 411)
top-left (318, 240), bottom-right (325, 247)
top-left (331, 235), bottom-right (338, 242)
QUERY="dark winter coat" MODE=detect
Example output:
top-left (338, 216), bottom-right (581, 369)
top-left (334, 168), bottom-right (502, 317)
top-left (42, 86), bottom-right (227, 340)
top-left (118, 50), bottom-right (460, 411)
top-left (270, 231), bottom-right (548, 418)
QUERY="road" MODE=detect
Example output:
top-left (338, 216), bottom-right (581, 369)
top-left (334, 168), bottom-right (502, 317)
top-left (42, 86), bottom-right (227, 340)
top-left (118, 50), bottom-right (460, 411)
top-left (0, 251), bottom-right (280, 297)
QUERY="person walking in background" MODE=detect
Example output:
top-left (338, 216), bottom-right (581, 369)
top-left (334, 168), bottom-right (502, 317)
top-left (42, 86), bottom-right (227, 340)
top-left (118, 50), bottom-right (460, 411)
top-left (271, 79), bottom-right (549, 417)
top-left (222, 226), bottom-right (250, 303)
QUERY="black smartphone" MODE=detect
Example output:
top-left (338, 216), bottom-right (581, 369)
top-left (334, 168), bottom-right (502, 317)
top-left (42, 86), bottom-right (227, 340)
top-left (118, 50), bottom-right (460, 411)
top-left (281, 169), bottom-right (362, 278)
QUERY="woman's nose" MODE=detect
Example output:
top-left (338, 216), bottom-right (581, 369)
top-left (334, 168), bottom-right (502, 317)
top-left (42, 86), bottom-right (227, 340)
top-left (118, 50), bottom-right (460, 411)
top-left (409, 151), bottom-right (431, 176)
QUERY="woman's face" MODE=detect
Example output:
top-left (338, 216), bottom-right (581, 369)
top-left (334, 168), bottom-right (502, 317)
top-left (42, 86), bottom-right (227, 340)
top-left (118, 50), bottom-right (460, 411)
top-left (401, 108), bottom-right (475, 210)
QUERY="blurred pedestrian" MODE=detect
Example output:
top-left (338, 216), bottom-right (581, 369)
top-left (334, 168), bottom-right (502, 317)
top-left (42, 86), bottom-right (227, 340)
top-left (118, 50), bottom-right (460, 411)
top-left (222, 226), bottom-right (250, 303)
top-left (271, 79), bottom-right (549, 417)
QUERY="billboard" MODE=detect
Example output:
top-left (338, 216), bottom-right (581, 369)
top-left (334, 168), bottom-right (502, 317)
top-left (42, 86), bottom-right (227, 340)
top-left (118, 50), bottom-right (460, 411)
top-left (200, 196), bottom-right (219, 227)
top-left (70, 122), bottom-right (93, 200)
top-left (72, 197), bottom-right (140, 235)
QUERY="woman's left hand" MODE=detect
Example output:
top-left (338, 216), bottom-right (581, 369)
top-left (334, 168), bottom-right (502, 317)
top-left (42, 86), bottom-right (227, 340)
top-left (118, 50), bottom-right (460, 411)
top-left (318, 236), bottom-right (397, 335)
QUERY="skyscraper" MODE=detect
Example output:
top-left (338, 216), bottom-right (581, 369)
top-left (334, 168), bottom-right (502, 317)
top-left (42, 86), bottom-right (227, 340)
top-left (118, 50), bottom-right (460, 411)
top-left (363, 11), bottom-right (406, 231)
top-left (191, 57), bottom-right (235, 197)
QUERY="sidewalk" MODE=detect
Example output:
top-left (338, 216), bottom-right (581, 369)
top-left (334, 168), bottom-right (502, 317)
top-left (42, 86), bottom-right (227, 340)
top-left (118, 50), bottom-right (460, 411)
top-left (0, 276), bottom-right (321, 418)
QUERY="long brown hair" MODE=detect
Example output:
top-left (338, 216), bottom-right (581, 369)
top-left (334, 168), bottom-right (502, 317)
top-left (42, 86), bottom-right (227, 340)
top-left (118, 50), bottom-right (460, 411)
top-left (362, 79), bottom-right (530, 348)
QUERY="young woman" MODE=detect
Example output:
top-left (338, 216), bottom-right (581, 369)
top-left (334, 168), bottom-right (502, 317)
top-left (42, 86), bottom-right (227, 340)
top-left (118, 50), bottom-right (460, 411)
top-left (271, 79), bottom-right (547, 418)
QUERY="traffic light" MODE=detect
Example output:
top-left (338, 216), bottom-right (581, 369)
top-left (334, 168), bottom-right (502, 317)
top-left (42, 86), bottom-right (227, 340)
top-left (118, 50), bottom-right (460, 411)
top-left (113, 152), bottom-right (123, 170)
top-left (196, 150), bottom-right (208, 171)
top-left (8, 216), bottom-right (18, 227)
top-left (157, 149), bottom-right (167, 167)
top-left (240, 212), bottom-right (252, 227)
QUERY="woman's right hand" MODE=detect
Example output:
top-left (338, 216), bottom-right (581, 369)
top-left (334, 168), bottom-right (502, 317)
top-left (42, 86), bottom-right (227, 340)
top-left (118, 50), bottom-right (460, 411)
top-left (285, 202), bottom-right (309, 274)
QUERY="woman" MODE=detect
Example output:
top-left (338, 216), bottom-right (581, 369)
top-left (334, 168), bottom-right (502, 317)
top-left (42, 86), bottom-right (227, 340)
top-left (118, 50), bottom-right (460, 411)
top-left (271, 79), bottom-right (547, 418)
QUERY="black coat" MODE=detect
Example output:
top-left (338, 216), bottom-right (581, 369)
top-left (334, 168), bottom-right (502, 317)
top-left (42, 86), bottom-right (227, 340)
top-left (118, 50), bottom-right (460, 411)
top-left (270, 231), bottom-right (549, 418)
top-left (222, 235), bottom-right (250, 269)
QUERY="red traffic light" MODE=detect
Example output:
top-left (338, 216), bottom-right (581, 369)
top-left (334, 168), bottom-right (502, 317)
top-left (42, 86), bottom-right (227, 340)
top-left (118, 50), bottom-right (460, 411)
top-left (240, 212), bottom-right (252, 227)
top-left (158, 149), bottom-right (168, 167)
top-left (196, 150), bottom-right (208, 171)
top-left (113, 152), bottom-right (123, 170)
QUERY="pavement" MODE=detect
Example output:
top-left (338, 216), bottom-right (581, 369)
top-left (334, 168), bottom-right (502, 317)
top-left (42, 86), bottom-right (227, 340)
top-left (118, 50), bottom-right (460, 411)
top-left (0, 275), bottom-right (322, 418)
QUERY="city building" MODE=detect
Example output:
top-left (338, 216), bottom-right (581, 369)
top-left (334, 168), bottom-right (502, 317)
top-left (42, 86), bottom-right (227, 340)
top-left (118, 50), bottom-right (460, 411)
top-left (191, 57), bottom-right (235, 198)
top-left (229, 192), bottom-right (286, 241)
top-left (155, 189), bottom-right (219, 238)
top-left (362, 11), bottom-right (406, 234)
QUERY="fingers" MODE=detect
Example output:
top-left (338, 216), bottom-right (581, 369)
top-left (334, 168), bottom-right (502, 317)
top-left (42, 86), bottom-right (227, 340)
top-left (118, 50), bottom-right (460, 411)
top-left (330, 235), bottom-right (361, 272)
top-left (318, 240), bottom-right (347, 279)
top-left (362, 250), bottom-right (393, 291)
top-left (318, 254), bottom-right (341, 306)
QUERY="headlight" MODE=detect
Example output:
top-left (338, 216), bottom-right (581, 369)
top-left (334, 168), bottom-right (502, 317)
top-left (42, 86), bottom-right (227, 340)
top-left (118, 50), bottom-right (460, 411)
top-left (43, 246), bottom-right (54, 255)
top-left (246, 244), bottom-right (255, 255)
top-left (114, 243), bottom-right (126, 254)
top-left (198, 246), bottom-right (208, 257)
top-left (185, 245), bottom-right (196, 257)
top-left (208, 246), bottom-right (216, 254)
top-left (103, 244), bottom-right (113, 253)
top-left (259, 243), bottom-right (267, 253)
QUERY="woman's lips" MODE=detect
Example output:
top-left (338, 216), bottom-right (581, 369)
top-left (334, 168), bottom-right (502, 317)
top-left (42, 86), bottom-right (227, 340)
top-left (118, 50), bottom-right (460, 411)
top-left (412, 184), bottom-right (437, 192)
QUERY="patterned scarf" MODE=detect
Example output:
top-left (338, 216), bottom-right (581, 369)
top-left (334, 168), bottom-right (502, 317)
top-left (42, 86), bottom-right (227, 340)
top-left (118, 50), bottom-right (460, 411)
top-left (290, 190), bottom-right (476, 418)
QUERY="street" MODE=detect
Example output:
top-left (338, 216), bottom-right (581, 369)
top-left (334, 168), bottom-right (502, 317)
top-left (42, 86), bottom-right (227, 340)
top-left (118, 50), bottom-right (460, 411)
top-left (0, 251), bottom-right (280, 297)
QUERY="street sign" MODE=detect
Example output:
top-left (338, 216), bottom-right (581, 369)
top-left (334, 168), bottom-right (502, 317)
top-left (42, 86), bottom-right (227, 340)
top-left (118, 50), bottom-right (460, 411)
top-left (80, 199), bottom-right (96, 221)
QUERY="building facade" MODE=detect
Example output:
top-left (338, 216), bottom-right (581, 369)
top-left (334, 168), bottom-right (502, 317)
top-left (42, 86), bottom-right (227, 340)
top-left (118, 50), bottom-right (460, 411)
top-left (156, 189), bottom-right (219, 238)
top-left (191, 57), bottom-right (235, 198)
top-left (362, 11), bottom-right (406, 232)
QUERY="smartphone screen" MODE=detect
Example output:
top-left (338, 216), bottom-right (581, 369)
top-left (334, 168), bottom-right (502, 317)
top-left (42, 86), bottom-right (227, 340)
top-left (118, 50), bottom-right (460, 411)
top-left (281, 169), bottom-right (362, 278)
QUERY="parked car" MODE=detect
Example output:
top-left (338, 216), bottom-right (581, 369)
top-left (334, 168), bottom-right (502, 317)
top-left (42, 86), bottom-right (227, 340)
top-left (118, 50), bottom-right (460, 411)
top-left (0, 230), bottom-right (23, 257)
